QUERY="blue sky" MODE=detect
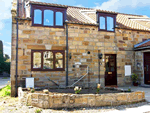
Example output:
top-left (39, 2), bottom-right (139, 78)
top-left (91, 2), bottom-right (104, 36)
top-left (1, 0), bottom-right (150, 57)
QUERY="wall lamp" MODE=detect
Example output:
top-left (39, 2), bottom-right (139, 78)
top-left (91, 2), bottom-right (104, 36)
top-left (69, 53), bottom-right (72, 59)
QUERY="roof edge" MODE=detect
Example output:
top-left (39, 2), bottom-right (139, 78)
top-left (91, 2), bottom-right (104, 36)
top-left (29, 1), bottom-right (147, 17)
top-left (134, 39), bottom-right (150, 48)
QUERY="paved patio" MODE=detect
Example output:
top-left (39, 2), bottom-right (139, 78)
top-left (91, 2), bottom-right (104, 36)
top-left (0, 77), bottom-right (10, 89)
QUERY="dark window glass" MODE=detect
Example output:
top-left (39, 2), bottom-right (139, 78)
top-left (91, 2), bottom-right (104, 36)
top-left (56, 12), bottom-right (63, 26)
top-left (44, 10), bottom-right (54, 26)
top-left (99, 16), bottom-right (105, 29)
top-left (34, 9), bottom-right (42, 24)
top-left (107, 17), bottom-right (114, 31)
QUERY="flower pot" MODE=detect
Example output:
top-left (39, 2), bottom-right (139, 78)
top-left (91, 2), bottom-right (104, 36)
top-left (133, 82), bottom-right (138, 86)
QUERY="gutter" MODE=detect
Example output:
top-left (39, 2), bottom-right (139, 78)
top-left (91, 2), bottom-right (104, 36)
top-left (15, 0), bottom-right (19, 97)
top-left (65, 22), bottom-right (68, 87)
top-left (134, 46), bottom-right (150, 51)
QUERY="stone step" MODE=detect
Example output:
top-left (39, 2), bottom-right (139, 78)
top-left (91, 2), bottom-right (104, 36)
top-left (140, 84), bottom-right (150, 88)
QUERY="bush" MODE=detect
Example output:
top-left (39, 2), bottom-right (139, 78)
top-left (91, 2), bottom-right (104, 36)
top-left (0, 84), bottom-right (11, 97)
top-left (0, 54), bottom-right (10, 74)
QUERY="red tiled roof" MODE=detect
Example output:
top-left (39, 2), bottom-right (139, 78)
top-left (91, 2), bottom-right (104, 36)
top-left (137, 41), bottom-right (150, 48)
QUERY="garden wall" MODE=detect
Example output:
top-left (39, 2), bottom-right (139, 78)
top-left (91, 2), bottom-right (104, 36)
top-left (18, 87), bottom-right (145, 109)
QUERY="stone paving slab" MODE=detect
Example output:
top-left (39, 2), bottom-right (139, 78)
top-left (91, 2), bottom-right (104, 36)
top-left (106, 104), bottom-right (150, 113)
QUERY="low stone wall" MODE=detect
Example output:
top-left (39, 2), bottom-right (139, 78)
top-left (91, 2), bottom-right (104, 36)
top-left (18, 87), bottom-right (145, 109)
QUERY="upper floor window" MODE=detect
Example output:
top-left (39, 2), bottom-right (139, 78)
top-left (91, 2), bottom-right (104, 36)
top-left (97, 12), bottom-right (117, 32)
top-left (31, 4), bottom-right (67, 28)
top-left (34, 9), bottom-right (42, 24)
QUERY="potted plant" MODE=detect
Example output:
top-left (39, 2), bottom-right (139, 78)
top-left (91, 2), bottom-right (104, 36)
top-left (131, 73), bottom-right (138, 86)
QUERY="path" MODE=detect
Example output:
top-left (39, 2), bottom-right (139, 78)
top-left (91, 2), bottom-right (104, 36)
top-left (0, 77), bottom-right (10, 89)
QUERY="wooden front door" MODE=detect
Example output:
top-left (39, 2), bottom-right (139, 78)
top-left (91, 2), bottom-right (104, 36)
top-left (105, 54), bottom-right (117, 86)
top-left (144, 52), bottom-right (150, 85)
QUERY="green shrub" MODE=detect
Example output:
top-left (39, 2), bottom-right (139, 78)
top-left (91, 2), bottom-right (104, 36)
top-left (0, 84), bottom-right (11, 97)
top-left (131, 73), bottom-right (138, 83)
top-left (35, 109), bottom-right (42, 113)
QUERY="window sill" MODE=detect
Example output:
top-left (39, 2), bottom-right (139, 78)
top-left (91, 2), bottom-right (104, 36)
top-left (31, 24), bottom-right (65, 28)
top-left (31, 69), bottom-right (65, 71)
top-left (98, 29), bottom-right (115, 32)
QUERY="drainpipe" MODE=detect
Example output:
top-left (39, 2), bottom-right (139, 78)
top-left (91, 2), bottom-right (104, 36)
top-left (66, 23), bottom-right (68, 87)
top-left (15, 0), bottom-right (19, 97)
top-left (98, 50), bottom-right (100, 84)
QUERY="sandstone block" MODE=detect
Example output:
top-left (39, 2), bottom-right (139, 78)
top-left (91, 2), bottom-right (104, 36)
top-left (31, 94), bottom-right (38, 99)
top-left (23, 39), bottom-right (36, 43)
top-left (23, 30), bottom-right (35, 34)
top-left (104, 35), bottom-right (110, 39)
top-left (52, 46), bottom-right (66, 50)
top-left (82, 41), bottom-right (89, 46)
top-left (27, 45), bottom-right (45, 49)
top-left (43, 101), bottom-right (49, 109)
top-left (37, 40), bottom-right (43, 44)
top-left (123, 37), bottom-right (128, 40)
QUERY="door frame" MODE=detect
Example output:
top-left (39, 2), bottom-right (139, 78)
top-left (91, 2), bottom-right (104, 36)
top-left (104, 54), bottom-right (117, 86)
top-left (143, 52), bottom-right (150, 85)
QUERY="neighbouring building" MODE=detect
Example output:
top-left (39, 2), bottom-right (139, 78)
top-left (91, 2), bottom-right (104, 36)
top-left (11, 0), bottom-right (150, 96)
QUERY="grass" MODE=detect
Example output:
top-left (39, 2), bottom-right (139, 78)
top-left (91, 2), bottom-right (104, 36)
top-left (0, 84), bottom-right (11, 97)
top-left (2, 77), bottom-right (8, 79)
top-left (35, 108), bottom-right (42, 113)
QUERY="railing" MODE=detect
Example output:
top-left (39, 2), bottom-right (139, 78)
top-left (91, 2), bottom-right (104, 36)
top-left (45, 75), bottom-right (60, 86)
top-left (67, 66), bottom-right (89, 88)
top-left (44, 66), bottom-right (89, 88)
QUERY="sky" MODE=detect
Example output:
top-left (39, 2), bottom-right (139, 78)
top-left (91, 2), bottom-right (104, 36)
top-left (0, 0), bottom-right (150, 57)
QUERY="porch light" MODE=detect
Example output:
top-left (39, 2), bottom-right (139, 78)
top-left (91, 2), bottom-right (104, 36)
top-left (69, 53), bottom-right (72, 59)
top-left (137, 63), bottom-right (141, 67)
top-left (87, 51), bottom-right (90, 54)
top-left (98, 53), bottom-right (103, 59)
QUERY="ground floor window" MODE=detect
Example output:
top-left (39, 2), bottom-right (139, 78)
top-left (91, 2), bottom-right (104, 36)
top-left (31, 50), bottom-right (65, 71)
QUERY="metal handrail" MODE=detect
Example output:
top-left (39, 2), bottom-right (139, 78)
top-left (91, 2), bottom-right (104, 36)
top-left (67, 66), bottom-right (89, 87)
top-left (45, 75), bottom-right (59, 86)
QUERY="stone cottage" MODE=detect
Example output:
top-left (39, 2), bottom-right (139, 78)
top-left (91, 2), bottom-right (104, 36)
top-left (11, 0), bottom-right (150, 96)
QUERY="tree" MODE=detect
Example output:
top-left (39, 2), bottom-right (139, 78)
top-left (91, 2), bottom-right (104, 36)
top-left (0, 43), bottom-right (11, 74)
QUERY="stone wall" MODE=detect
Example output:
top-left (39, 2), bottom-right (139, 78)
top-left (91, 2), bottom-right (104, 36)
top-left (11, 13), bottom-right (150, 96)
top-left (135, 49), bottom-right (150, 85)
top-left (18, 87), bottom-right (145, 109)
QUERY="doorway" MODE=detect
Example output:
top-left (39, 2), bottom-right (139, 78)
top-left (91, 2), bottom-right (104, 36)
top-left (144, 52), bottom-right (150, 85)
top-left (105, 54), bottom-right (117, 86)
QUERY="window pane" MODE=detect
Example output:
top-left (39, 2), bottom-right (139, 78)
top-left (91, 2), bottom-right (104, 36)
top-left (56, 12), bottom-right (63, 26)
top-left (33, 52), bottom-right (41, 68)
top-left (99, 16), bottom-right (105, 29)
top-left (107, 17), bottom-right (114, 31)
top-left (34, 9), bottom-right (42, 24)
top-left (43, 51), bottom-right (53, 69)
top-left (55, 52), bottom-right (63, 68)
top-left (44, 10), bottom-right (54, 26)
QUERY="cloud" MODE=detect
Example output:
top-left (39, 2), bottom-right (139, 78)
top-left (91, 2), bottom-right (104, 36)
top-left (75, 4), bottom-right (84, 7)
top-left (94, 0), bottom-right (150, 12)
top-left (5, 42), bottom-right (11, 45)
top-left (3, 45), bottom-right (11, 57)
top-left (0, 0), bottom-right (12, 30)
